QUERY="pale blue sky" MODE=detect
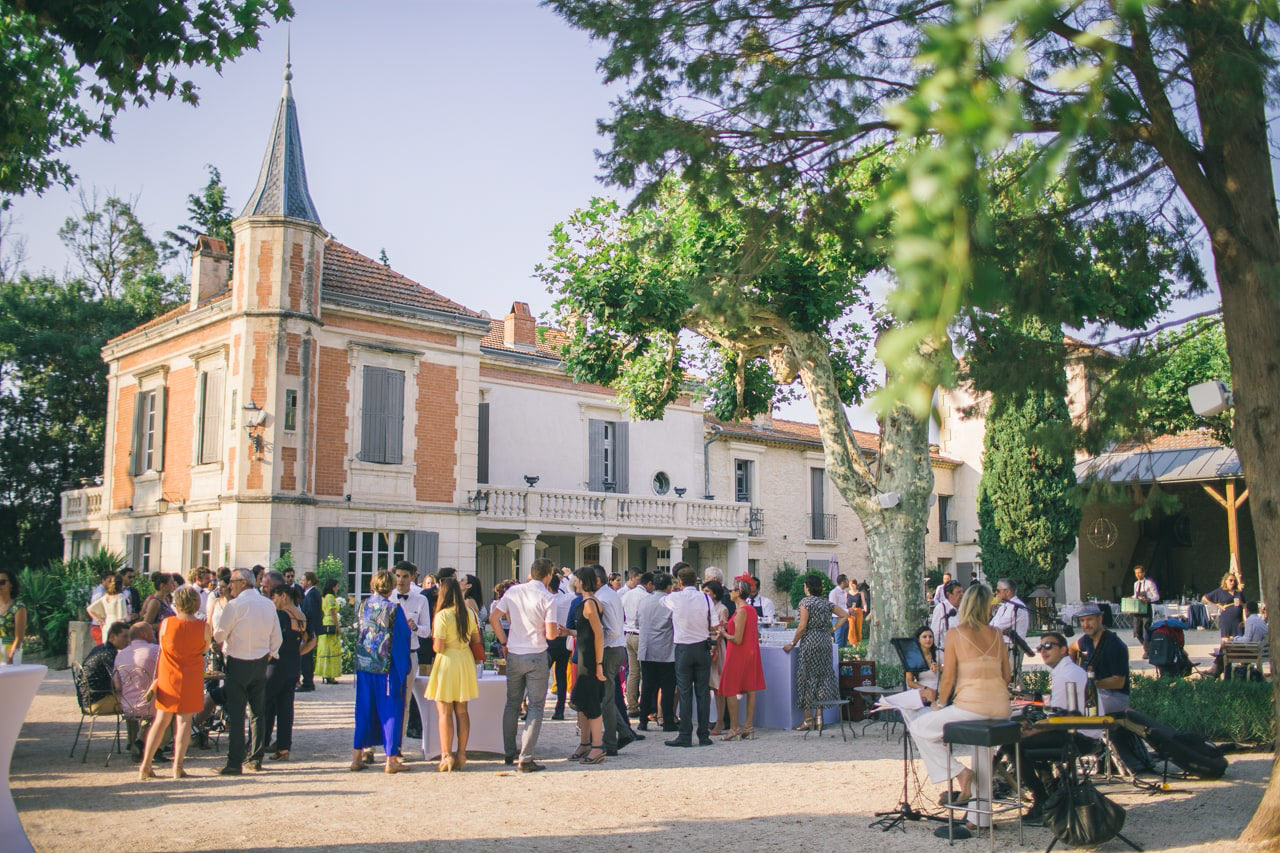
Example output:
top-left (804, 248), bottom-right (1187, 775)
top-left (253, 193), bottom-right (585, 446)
top-left (5, 0), bottom-right (1221, 432)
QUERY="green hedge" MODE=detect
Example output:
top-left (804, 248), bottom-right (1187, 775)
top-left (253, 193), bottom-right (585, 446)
top-left (1130, 675), bottom-right (1274, 745)
top-left (789, 569), bottom-right (834, 609)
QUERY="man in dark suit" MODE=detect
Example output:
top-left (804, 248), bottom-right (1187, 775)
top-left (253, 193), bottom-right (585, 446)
top-left (120, 568), bottom-right (143, 619)
top-left (298, 571), bottom-right (323, 692)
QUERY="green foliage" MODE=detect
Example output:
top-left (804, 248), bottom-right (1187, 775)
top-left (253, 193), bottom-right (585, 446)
top-left (976, 318), bottom-right (1081, 595)
top-left (311, 553), bottom-right (355, 673)
top-left (877, 663), bottom-right (905, 689)
top-left (272, 550), bottom-right (294, 573)
top-left (772, 563), bottom-right (799, 599)
top-left (163, 165), bottom-right (236, 266)
top-left (840, 642), bottom-right (868, 661)
top-left (0, 2), bottom-right (292, 196)
top-left (1133, 317), bottom-right (1232, 445)
top-left (1130, 676), bottom-right (1274, 745)
top-left (790, 569), bottom-right (834, 609)
top-left (315, 554), bottom-right (346, 595)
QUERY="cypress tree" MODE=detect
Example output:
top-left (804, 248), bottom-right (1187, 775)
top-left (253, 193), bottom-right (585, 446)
top-left (976, 318), bottom-right (1081, 594)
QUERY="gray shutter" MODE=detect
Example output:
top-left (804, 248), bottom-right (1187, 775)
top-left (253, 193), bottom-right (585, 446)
top-left (360, 366), bottom-right (380, 463)
top-left (385, 368), bottom-right (405, 465)
top-left (209, 529), bottom-right (220, 568)
top-left (154, 386), bottom-right (167, 472)
top-left (588, 419), bottom-right (605, 491)
top-left (130, 390), bottom-right (146, 476)
top-left (181, 529), bottom-right (193, 571)
top-left (406, 530), bottom-right (439, 574)
top-left (200, 371), bottom-right (223, 464)
top-left (152, 531), bottom-right (162, 570)
top-left (614, 421), bottom-right (629, 493)
top-left (125, 534), bottom-right (137, 571)
top-left (477, 402), bottom-right (489, 484)
top-left (316, 528), bottom-right (349, 591)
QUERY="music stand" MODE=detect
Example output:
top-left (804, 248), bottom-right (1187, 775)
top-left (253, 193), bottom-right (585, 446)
top-left (869, 637), bottom-right (949, 832)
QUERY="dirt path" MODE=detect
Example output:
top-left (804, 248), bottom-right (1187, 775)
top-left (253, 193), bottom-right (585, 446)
top-left (10, 667), bottom-right (1268, 852)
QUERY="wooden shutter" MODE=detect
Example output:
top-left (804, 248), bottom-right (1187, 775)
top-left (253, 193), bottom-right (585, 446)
top-left (613, 421), bottom-right (629, 493)
top-left (181, 529), bottom-right (193, 572)
top-left (199, 371), bottom-right (223, 464)
top-left (151, 531), bottom-right (162, 570)
top-left (360, 366), bottom-right (383, 463)
top-left (130, 390), bottom-right (146, 476)
top-left (125, 533), bottom-right (137, 571)
top-left (406, 530), bottom-right (439, 574)
top-left (153, 386), bottom-right (167, 472)
top-left (477, 402), bottom-right (490, 484)
top-left (316, 527), bottom-right (349, 589)
top-left (384, 368), bottom-right (405, 465)
top-left (209, 529), bottom-right (220, 568)
top-left (587, 419), bottom-right (605, 491)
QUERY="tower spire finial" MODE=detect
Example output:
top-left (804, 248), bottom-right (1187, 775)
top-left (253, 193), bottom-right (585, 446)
top-left (284, 27), bottom-right (293, 82)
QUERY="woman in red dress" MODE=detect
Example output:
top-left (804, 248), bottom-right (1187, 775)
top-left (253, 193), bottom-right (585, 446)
top-left (720, 579), bottom-right (767, 740)
top-left (139, 585), bottom-right (211, 780)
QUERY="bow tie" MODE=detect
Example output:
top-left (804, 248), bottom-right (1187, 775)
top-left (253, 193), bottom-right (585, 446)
top-left (397, 593), bottom-right (408, 600)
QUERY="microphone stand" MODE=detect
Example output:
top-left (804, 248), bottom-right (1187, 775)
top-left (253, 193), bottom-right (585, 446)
top-left (869, 710), bottom-right (949, 832)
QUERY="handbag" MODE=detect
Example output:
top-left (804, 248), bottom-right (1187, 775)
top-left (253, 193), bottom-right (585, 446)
top-left (1044, 779), bottom-right (1126, 847)
top-left (470, 632), bottom-right (486, 663)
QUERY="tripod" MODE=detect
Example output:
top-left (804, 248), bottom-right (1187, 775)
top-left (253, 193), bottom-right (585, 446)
top-left (868, 709), bottom-right (949, 832)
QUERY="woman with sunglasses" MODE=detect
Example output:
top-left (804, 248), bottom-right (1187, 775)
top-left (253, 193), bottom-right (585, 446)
top-left (0, 568), bottom-right (27, 665)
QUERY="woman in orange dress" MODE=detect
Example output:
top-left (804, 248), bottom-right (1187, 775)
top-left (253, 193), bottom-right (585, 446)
top-left (139, 585), bottom-right (211, 780)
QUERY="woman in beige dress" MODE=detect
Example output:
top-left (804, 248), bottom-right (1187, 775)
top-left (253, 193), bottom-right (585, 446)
top-left (904, 583), bottom-right (1011, 827)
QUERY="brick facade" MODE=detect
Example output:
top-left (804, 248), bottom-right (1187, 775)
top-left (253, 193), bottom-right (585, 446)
top-left (280, 445), bottom-right (297, 491)
top-left (111, 389), bottom-right (136, 511)
top-left (161, 366), bottom-right (196, 501)
top-left (315, 345), bottom-right (350, 496)
top-left (415, 362), bottom-right (459, 503)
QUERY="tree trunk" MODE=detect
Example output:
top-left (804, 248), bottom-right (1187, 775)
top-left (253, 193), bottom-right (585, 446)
top-left (1170, 4), bottom-right (1280, 842)
top-left (788, 330), bottom-right (935, 665)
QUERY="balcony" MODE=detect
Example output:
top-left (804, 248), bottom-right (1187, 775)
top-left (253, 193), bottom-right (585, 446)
top-left (61, 484), bottom-right (105, 524)
top-left (471, 486), bottom-right (751, 534)
top-left (808, 512), bottom-right (837, 541)
top-left (748, 507), bottom-right (765, 538)
top-left (939, 519), bottom-right (959, 543)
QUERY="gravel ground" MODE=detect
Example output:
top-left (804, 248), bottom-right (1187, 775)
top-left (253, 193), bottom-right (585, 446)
top-left (10, 628), bottom-right (1270, 852)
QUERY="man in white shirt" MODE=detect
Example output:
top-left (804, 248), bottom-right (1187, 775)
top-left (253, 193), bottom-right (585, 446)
top-left (213, 568), bottom-right (282, 775)
top-left (1001, 632), bottom-right (1094, 824)
top-left (1131, 565), bottom-right (1160, 645)
top-left (638, 573), bottom-right (676, 731)
top-left (390, 562), bottom-right (431, 740)
top-left (745, 575), bottom-right (776, 622)
top-left (593, 565), bottom-right (638, 754)
top-left (490, 558), bottom-right (561, 772)
top-left (931, 581), bottom-right (963, 651)
top-left (548, 574), bottom-right (575, 720)
top-left (932, 571), bottom-right (954, 607)
top-left (663, 563), bottom-right (716, 747)
top-left (829, 574), bottom-right (851, 645)
top-left (622, 569), bottom-right (653, 717)
top-left (184, 568), bottom-right (210, 620)
top-left (990, 578), bottom-right (1032, 677)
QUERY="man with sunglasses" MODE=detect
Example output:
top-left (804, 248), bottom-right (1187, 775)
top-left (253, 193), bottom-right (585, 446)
top-left (998, 631), bottom-right (1093, 824)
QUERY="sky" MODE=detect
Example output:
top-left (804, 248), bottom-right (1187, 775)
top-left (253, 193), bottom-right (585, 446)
top-left (4, 0), bottom-right (1223, 432)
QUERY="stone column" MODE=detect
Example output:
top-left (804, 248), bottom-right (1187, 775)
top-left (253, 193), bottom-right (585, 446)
top-left (668, 536), bottom-right (685, 568)
top-left (727, 535), bottom-right (748, 577)
top-left (598, 533), bottom-right (615, 573)
top-left (518, 530), bottom-right (540, 580)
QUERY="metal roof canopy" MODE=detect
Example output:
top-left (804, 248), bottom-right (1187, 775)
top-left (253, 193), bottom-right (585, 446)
top-left (1075, 446), bottom-right (1242, 485)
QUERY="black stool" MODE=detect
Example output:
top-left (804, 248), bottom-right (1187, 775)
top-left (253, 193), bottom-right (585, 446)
top-left (941, 719), bottom-right (1024, 852)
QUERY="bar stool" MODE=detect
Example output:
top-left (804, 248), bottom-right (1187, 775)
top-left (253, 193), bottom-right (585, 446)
top-left (940, 719), bottom-right (1024, 853)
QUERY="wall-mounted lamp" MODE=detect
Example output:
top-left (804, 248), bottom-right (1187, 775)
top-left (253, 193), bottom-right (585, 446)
top-left (248, 433), bottom-right (264, 454)
top-left (523, 475), bottom-right (540, 488)
top-left (243, 399), bottom-right (268, 428)
top-left (674, 487), bottom-right (687, 498)
top-left (468, 490), bottom-right (490, 512)
top-left (156, 497), bottom-right (169, 514)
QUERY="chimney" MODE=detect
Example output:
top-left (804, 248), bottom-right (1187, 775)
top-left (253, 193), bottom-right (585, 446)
top-left (752, 411), bottom-right (774, 429)
top-left (190, 236), bottom-right (231, 309)
top-left (503, 301), bottom-right (537, 349)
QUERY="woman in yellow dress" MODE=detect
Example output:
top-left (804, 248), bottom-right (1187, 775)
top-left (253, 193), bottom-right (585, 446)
top-left (315, 578), bottom-right (343, 683)
top-left (425, 576), bottom-right (479, 771)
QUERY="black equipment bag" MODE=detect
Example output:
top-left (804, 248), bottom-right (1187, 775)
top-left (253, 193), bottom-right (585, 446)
top-left (1115, 708), bottom-right (1228, 779)
top-left (1044, 779), bottom-right (1126, 847)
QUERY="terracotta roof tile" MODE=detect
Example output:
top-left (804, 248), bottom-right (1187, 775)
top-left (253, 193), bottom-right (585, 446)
top-left (480, 318), bottom-right (567, 360)
top-left (1110, 429), bottom-right (1224, 453)
top-left (321, 240), bottom-right (482, 318)
top-left (105, 289), bottom-right (230, 345)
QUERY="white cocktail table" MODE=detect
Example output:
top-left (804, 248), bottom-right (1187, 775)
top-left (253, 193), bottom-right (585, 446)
top-left (413, 672), bottom-right (508, 760)
top-left (1, 664), bottom-right (46, 853)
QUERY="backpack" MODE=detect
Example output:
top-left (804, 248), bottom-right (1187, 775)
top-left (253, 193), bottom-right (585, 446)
top-left (1147, 620), bottom-right (1193, 678)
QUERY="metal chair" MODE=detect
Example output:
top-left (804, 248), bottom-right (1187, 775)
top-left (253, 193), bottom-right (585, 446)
top-left (114, 663), bottom-right (155, 756)
top-left (806, 698), bottom-right (854, 741)
top-left (70, 661), bottom-right (123, 765)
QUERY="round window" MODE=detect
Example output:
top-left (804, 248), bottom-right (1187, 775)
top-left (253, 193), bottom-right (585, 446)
top-left (652, 471), bottom-right (671, 496)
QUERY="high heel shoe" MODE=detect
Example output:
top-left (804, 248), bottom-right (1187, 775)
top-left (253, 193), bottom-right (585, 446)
top-left (580, 744), bottom-right (606, 765)
top-left (722, 729), bottom-right (742, 741)
top-left (437, 753), bottom-right (455, 772)
top-left (569, 743), bottom-right (591, 760)
top-left (742, 727), bottom-right (756, 740)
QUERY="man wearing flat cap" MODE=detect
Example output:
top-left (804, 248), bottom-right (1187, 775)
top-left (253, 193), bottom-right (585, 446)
top-left (1070, 603), bottom-right (1130, 715)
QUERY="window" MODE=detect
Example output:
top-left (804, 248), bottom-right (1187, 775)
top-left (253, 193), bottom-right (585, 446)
top-left (734, 458), bottom-right (753, 503)
top-left (477, 401), bottom-right (490, 484)
top-left (182, 528), bottom-right (217, 571)
top-left (279, 541), bottom-right (292, 558)
top-left (809, 467), bottom-right (834, 539)
top-left (938, 495), bottom-right (957, 542)
top-left (652, 471), bottom-right (670, 496)
top-left (588, 419), bottom-right (629, 492)
top-left (347, 529), bottom-right (406, 600)
top-left (196, 370), bottom-right (224, 464)
top-left (197, 530), bottom-right (212, 568)
top-left (130, 387), bottom-right (167, 475)
top-left (284, 389), bottom-right (298, 432)
top-left (359, 366), bottom-right (406, 464)
top-left (128, 532), bottom-right (156, 573)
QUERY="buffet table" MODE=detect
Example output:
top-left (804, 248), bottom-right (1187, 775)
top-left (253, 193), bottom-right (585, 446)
top-left (413, 671), bottom-right (507, 760)
top-left (754, 643), bottom-right (840, 730)
top-left (1, 664), bottom-right (45, 853)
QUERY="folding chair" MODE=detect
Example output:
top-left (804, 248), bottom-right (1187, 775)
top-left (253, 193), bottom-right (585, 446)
top-left (70, 661), bottom-right (123, 765)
